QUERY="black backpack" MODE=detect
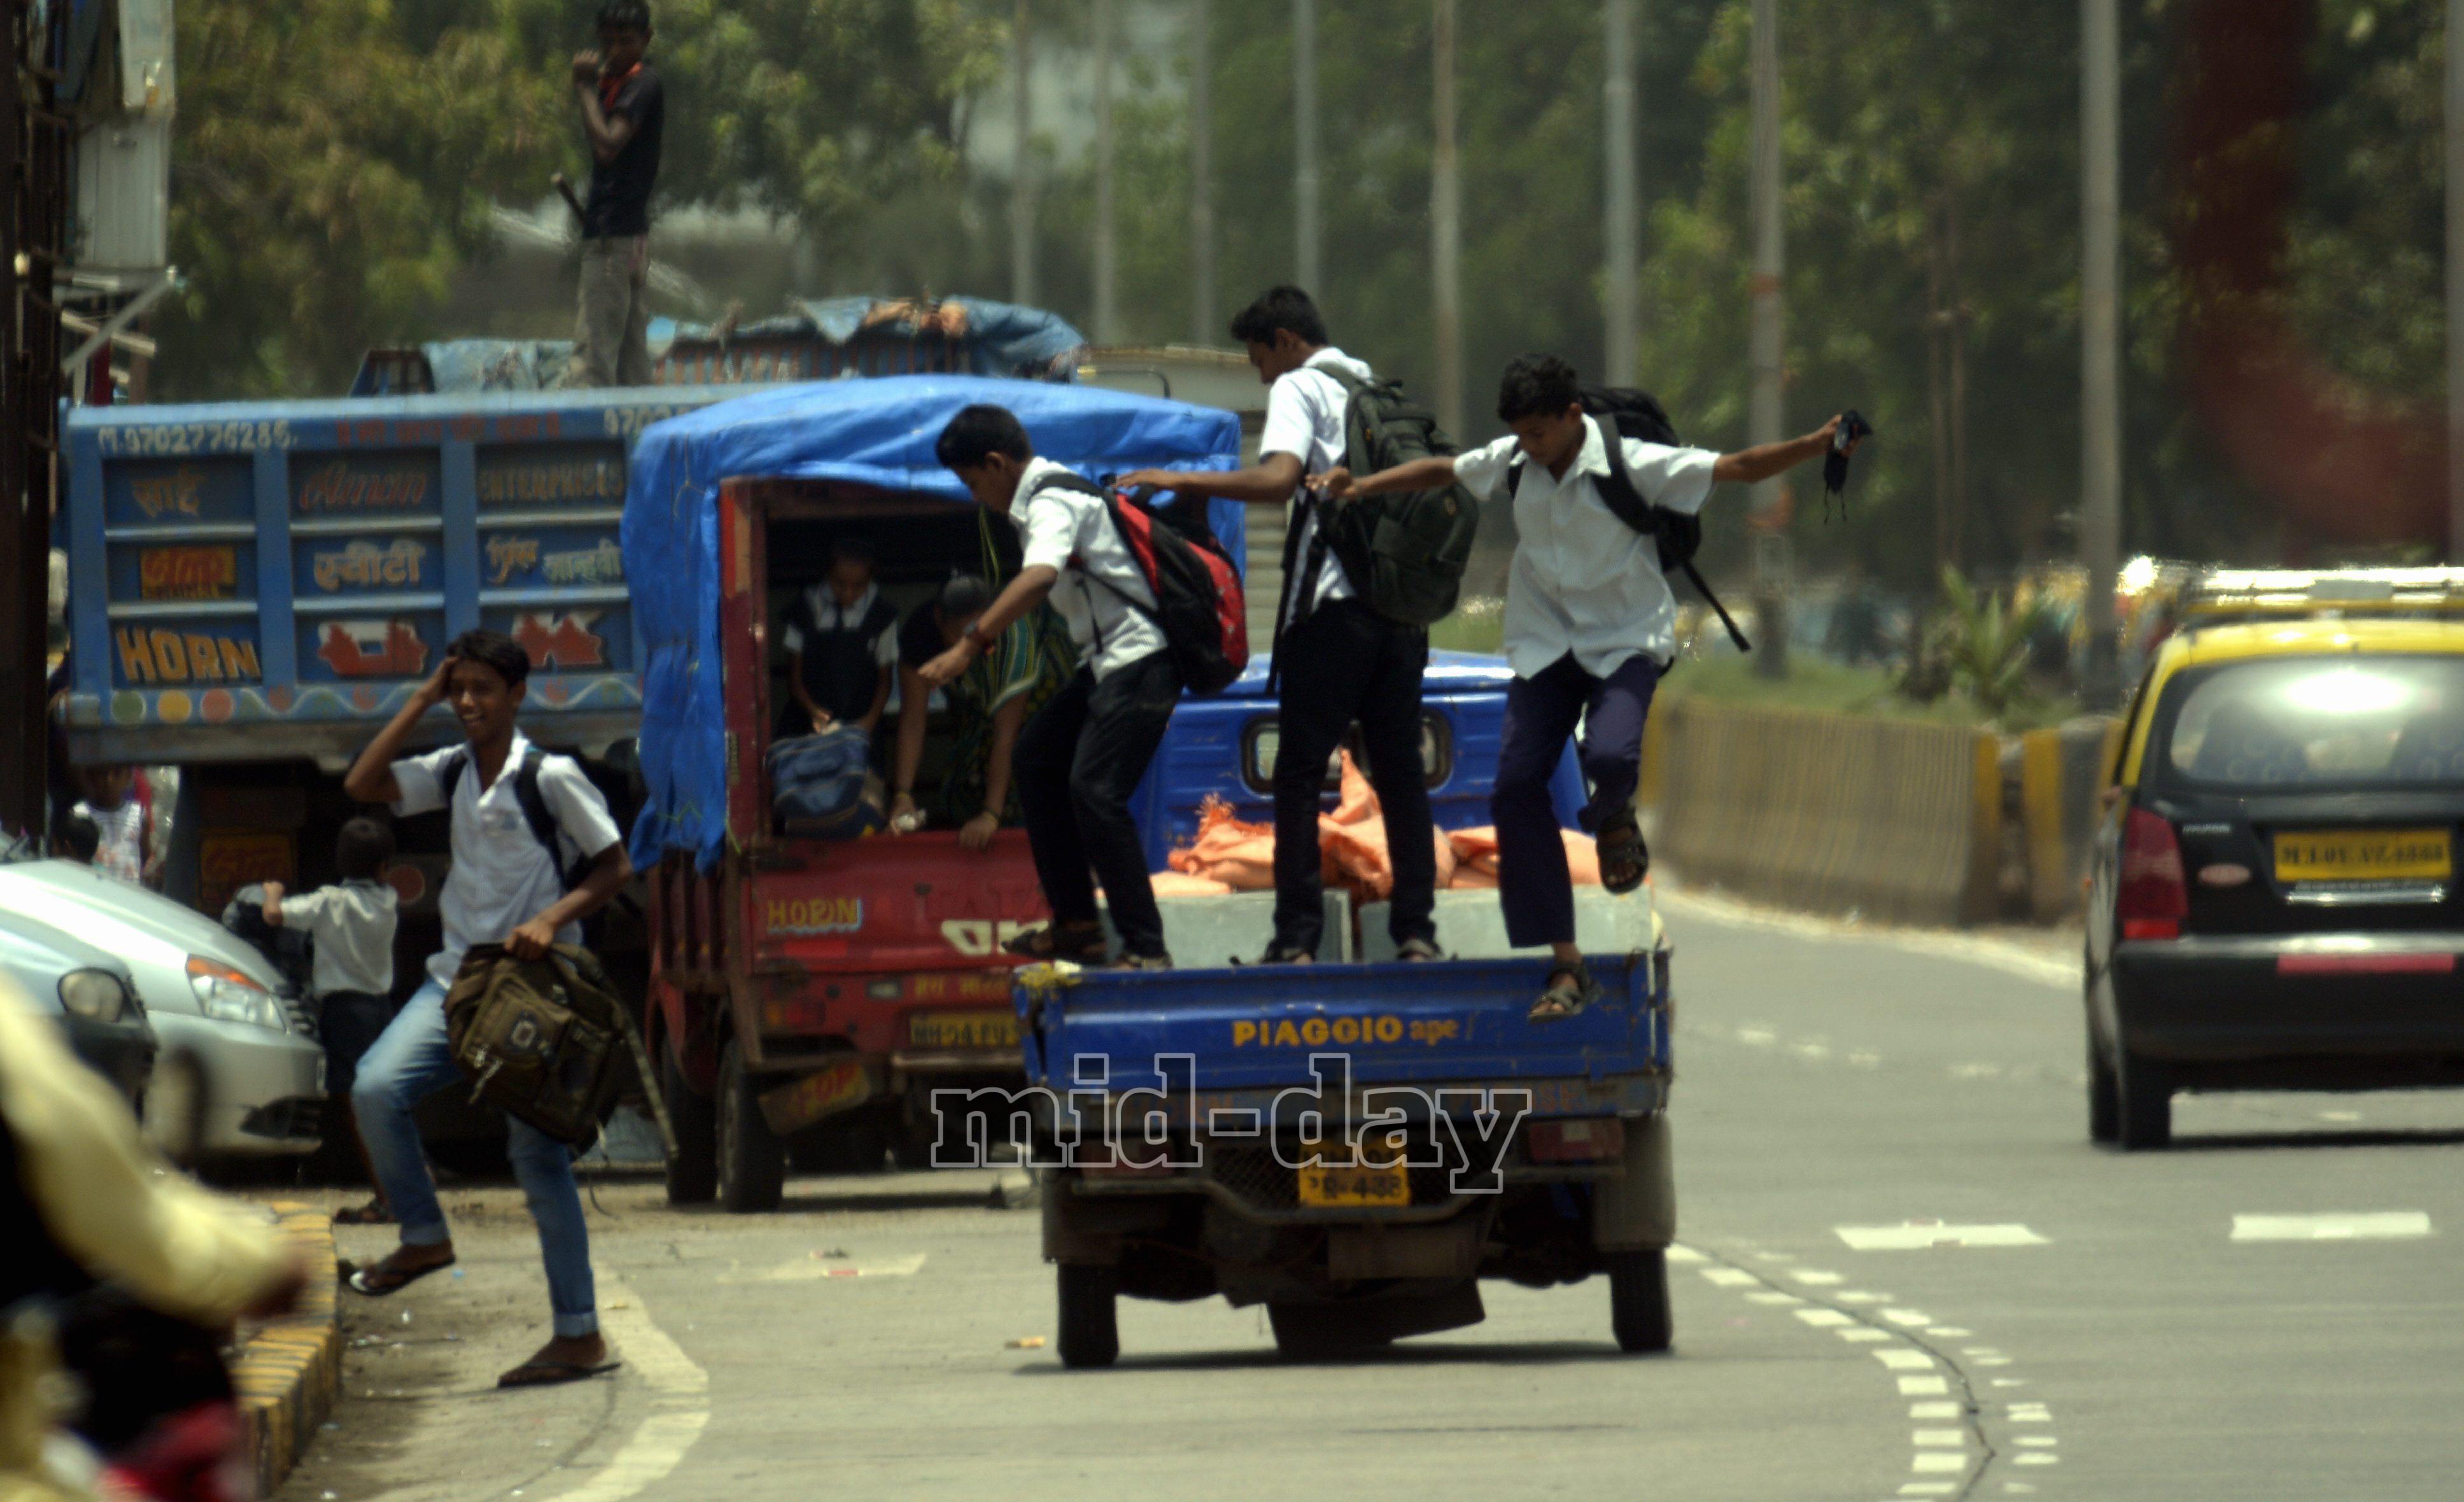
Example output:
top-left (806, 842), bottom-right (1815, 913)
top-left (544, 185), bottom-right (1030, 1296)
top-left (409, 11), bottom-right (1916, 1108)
top-left (439, 745), bottom-right (575, 890)
top-left (1300, 367), bottom-right (1481, 631)
top-left (1038, 472), bottom-right (1250, 695)
top-left (1507, 386), bottom-right (1752, 652)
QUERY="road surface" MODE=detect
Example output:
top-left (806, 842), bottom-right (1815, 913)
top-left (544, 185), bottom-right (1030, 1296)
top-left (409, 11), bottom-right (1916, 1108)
top-left (277, 891), bottom-right (2464, 1500)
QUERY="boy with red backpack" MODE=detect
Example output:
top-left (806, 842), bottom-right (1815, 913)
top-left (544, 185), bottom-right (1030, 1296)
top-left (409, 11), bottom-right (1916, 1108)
top-left (1325, 354), bottom-right (1859, 1020)
top-left (924, 404), bottom-right (1243, 972)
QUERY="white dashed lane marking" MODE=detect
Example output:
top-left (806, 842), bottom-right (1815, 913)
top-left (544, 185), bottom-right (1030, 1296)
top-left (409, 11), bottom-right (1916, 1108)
top-left (2229, 1211), bottom-right (2432, 1242)
top-left (1837, 1222), bottom-right (2050, 1251)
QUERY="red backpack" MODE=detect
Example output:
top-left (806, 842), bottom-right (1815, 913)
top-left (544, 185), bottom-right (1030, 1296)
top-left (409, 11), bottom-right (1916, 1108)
top-left (1041, 474), bottom-right (1249, 694)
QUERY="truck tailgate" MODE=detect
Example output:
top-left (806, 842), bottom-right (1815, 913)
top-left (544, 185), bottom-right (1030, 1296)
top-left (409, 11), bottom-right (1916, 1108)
top-left (1018, 951), bottom-right (1668, 1117)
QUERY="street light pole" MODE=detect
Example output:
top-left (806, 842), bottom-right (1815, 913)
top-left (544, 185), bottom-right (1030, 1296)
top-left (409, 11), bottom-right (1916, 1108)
top-left (1747, 0), bottom-right (1788, 676)
top-left (1191, 0), bottom-right (1216, 344)
top-left (1603, 0), bottom-right (1640, 388)
top-left (1294, 0), bottom-right (1321, 293)
top-left (1010, 0), bottom-right (1035, 307)
top-left (1092, 0), bottom-right (1118, 344)
top-left (1431, 0), bottom-right (1464, 438)
top-left (2082, 0), bottom-right (2123, 706)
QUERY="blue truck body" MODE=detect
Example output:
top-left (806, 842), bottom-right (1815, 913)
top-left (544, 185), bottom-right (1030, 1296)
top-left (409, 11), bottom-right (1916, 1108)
top-left (1017, 947), bottom-right (1677, 1363)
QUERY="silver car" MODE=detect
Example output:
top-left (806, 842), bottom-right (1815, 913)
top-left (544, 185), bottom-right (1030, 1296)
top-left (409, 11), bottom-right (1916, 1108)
top-left (0, 859), bottom-right (326, 1158)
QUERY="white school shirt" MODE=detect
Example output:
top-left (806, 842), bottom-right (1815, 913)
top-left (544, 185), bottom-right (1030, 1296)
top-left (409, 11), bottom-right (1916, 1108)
top-left (1453, 415), bottom-right (1720, 680)
top-left (1013, 458), bottom-right (1166, 680)
top-left (1257, 346), bottom-right (1370, 622)
top-left (74, 799), bottom-right (146, 885)
top-left (778, 582), bottom-right (900, 667)
top-left (278, 880), bottom-right (399, 998)
top-left (390, 733), bottom-right (625, 988)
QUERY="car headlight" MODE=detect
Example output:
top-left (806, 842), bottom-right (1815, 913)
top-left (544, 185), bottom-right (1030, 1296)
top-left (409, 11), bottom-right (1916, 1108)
top-left (186, 956), bottom-right (286, 1031)
top-left (57, 969), bottom-right (128, 1023)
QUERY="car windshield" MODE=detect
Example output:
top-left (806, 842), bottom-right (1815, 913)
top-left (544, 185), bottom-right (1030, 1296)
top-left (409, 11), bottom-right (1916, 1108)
top-left (2161, 654), bottom-right (2464, 790)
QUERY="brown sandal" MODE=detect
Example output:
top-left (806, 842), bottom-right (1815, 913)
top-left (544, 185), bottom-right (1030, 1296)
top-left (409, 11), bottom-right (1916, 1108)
top-left (1529, 961), bottom-right (1601, 1023)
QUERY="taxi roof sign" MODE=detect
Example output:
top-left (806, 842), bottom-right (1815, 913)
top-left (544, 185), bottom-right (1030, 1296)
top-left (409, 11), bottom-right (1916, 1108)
top-left (2181, 567), bottom-right (2464, 624)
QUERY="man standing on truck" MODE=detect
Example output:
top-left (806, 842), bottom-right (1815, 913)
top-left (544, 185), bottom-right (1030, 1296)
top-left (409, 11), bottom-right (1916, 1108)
top-left (1325, 354), bottom-right (1856, 1020)
top-left (337, 630), bottom-right (634, 1389)
top-left (889, 573), bottom-right (1073, 850)
top-left (563, 1), bottom-right (664, 388)
top-left (922, 405), bottom-right (1182, 970)
top-left (1119, 287), bottom-right (1442, 966)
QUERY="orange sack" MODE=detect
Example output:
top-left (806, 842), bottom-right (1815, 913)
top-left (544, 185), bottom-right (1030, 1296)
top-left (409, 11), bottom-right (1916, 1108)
top-left (1446, 825), bottom-right (1601, 887)
top-left (1169, 797), bottom-right (1278, 891)
top-left (1149, 871), bottom-right (1235, 897)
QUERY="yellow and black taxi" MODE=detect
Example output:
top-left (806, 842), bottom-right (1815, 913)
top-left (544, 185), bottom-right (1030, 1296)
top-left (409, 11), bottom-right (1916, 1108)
top-left (2088, 568), bottom-right (2464, 1148)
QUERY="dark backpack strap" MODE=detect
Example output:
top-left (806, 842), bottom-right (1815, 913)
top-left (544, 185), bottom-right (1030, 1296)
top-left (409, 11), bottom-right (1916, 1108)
top-left (1595, 425), bottom-right (1753, 654)
top-left (511, 747), bottom-right (578, 892)
top-left (438, 747), bottom-right (468, 806)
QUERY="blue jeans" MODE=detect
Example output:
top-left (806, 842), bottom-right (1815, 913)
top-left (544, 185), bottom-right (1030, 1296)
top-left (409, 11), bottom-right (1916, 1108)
top-left (351, 979), bottom-right (598, 1338)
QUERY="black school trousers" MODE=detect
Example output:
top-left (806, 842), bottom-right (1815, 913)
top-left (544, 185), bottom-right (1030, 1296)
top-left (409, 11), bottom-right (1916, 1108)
top-left (1492, 650), bottom-right (1660, 950)
top-left (1271, 599), bottom-right (1439, 957)
top-left (1015, 652), bottom-right (1182, 959)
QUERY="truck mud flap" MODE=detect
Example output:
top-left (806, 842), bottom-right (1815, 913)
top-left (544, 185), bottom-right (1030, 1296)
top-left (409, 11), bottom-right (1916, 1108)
top-left (757, 1058), bottom-right (881, 1137)
top-left (1593, 1112), bottom-right (1675, 1252)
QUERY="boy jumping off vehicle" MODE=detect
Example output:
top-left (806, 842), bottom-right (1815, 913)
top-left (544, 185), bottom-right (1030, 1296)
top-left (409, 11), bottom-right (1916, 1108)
top-left (1118, 286), bottom-right (1441, 966)
top-left (922, 405), bottom-right (1184, 970)
top-left (338, 630), bottom-right (634, 1389)
top-left (1325, 354), bottom-right (1859, 1020)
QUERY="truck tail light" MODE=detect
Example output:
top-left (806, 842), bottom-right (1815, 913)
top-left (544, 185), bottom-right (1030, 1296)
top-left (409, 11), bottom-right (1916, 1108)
top-left (1526, 1118), bottom-right (1625, 1163)
top-left (2118, 807), bottom-right (2188, 941)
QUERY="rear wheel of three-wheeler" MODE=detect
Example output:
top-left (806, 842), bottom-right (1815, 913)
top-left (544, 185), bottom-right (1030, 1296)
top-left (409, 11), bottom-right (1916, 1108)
top-left (1055, 1263), bottom-right (1120, 1369)
top-left (1608, 1249), bottom-right (1672, 1354)
top-left (716, 1039), bottom-right (785, 1213)
top-left (663, 1048), bottom-right (717, 1205)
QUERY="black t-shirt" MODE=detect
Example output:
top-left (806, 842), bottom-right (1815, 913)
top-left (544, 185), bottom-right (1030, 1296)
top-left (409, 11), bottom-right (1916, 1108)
top-left (582, 63), bottom-right (664, 240)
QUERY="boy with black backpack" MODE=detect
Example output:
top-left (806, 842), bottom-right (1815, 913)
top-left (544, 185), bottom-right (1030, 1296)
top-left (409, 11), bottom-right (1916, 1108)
top-left (924, 405), bottom-right (1228, 971)
top-left (1325, 354), bottom-right (1859, 1020)
top-left (1120, 286), bottom-right (1453, 965)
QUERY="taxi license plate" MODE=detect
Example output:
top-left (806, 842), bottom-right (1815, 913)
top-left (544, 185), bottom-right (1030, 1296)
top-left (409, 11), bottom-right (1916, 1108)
top-left (1296, 1163), bottom-right (1410, 1209)
top-left (2274, 829), bottom-right (2453, 884)
top-left (908, 1011), bottom-right (1019, 1049)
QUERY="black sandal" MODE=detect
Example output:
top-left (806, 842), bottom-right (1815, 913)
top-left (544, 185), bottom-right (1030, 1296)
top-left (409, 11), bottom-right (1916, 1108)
top-left (1002, 921), bottom-right (1108, 964)
top-left (1596, 810), bottom-right (1650, 896)
top-left (1529, 961), bottom-right (1600, 1023)
top-left (1395, 937), bottom-right (1444, 962)
top-left (1109, 952), bottom-right (1173, 972)
top-left (332, 1199), bottom-right (393, 1226)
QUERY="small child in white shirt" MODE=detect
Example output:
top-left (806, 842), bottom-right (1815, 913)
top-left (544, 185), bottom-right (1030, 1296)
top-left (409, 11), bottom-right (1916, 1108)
top-left (264, 817), bottom-right (400, 1223)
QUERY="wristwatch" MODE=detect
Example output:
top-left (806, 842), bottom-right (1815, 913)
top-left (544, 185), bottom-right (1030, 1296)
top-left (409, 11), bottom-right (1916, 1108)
top-left (961, 622), bottom-right (990, 652)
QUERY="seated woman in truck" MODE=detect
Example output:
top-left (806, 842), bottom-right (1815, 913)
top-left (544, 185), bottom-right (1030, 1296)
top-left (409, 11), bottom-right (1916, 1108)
top-left (889, 573), bottom-right (1074, 852)
top-left (777, 537), bottom-right (900, 742)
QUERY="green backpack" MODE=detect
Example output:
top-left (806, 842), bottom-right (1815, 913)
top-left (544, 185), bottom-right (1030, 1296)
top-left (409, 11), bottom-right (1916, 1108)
top-left (444, 943), bottom-right (673, 1153)
top-left (1299, 367), bottom-right (1481, 631)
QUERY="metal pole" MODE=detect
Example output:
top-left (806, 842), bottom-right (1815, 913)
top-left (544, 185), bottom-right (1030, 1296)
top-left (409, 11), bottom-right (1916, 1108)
top-left (1294, 0), bottom-right (1321, 293)
top-left (0, 0), bottom-right (41, 841)
top-left (1092, 0), bottom-right (1118, 343)
top-left (1431, 0), bottom-right (1464, 437)
top-left (1191, 0), bottom-right (1216, 343)
top-left (1603, 0), bottom-right (1640, 388)
top-left (1010, 0), bottom-right (1035, 307)
top-left (2447, 0), bottom-right (2464, 563)
top-left (1747, 0), bottom-right (1787, 675)
top-left (2082, 0), bottom-right (2123, 706)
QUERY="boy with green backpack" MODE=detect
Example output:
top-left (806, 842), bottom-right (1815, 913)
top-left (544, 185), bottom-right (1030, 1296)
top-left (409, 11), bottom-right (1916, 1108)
top-left (1325, 354), bottom-right (1859, 1019)
top-left (1121, 286), bottom-right (1467, 964)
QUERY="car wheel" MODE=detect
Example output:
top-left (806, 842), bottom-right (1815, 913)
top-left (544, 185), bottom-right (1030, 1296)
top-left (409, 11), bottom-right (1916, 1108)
top-left (663, 1046), bottom-right (717, 1205)
top-left (1608, 1249), bottom-right (1673, 1353)
top-left (2087, 1039), bottom-right (2121, 1144)
top-left (1055, 1263), bottom-right (1119, 1369)
top-left (2115, 1048), bottom-right (2172, 1150)
top-left (715, 1039), bottom-right (784, 1212)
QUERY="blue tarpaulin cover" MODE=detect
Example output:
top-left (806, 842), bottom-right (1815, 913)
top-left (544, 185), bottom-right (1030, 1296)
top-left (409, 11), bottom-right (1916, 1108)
top-left (622, 375), bottom-right (1246, 869)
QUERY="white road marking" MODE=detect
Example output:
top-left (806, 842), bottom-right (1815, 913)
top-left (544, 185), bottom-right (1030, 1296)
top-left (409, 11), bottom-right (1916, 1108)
top-left (1738, 1027), bottom-right (1778, 1046)
top-left (1990, 1378), bottom-right (2027, 1388)
top-left (2318, 1110), bottom-right (2362, 1123)
top-left (1897, 1485), bottom-right (1957, 1498)
top-left (1754, 1251), bottom-right (1798, 1263)
top-left (549, 1264), bottom-right (710, 1502)
top-left (1949, 1063), bottom-right (2002, 1079)
top-left (1882, 1309), bottom-right (1932, 1326)
top-left (1794, 1308), bottom-right (1854, 1328)
top-left (1925, 1327), bottom-right (1971, 1338)
top-left (1874, 1349), bottom-right (1936, 1372)
top-left (2016, 1437), bottom-right (2058, 1448)
top-left (1793, 1042), bottom-right (1832, 1060)
top-left (1848, 1049), bottom-right (1883, 1068)
top-left (2230, 1211), bottom-right (2431, 1242)
top-left (1653, 885), bottom-right (2082, 988)
top-left (1898, 1375), bottom-right (1950, 1396)
top-left (1909, 1401), bottom-right (1962, 1420)
top-left (1838, 1291), bottom-right (1889, 1304)
top-left (1790, 1269), bottom-right (1845, 1286)
top-left (1972, 1356), bottom-right (2013, 1367)
top-left (1912, 1429), bottom-right (1965, 1447)
top-left (1839, 1328), bottom-right (1892, 1342)
top-left (1747, 1291), bottom-right (1804, 1305)
top-left (1665, 1244), bottom-right (1708, 1263)
top-left (1838, 1223), bottom-right (2048, 1251)
top-left (1911, 1451), bottom-right (1968, 1473)
top-left (2014, 1454), bottom-right (2060, 1467)
top-left (2008, 1403), bottom-right (2051, 1420)
top-left (1700, 1267), bottom-right (1759, 1287)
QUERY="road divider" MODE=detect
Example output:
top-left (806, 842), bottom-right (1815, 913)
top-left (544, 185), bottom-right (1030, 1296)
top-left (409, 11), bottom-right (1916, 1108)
top-left (232, 1204), bottom-right (341, 1498)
